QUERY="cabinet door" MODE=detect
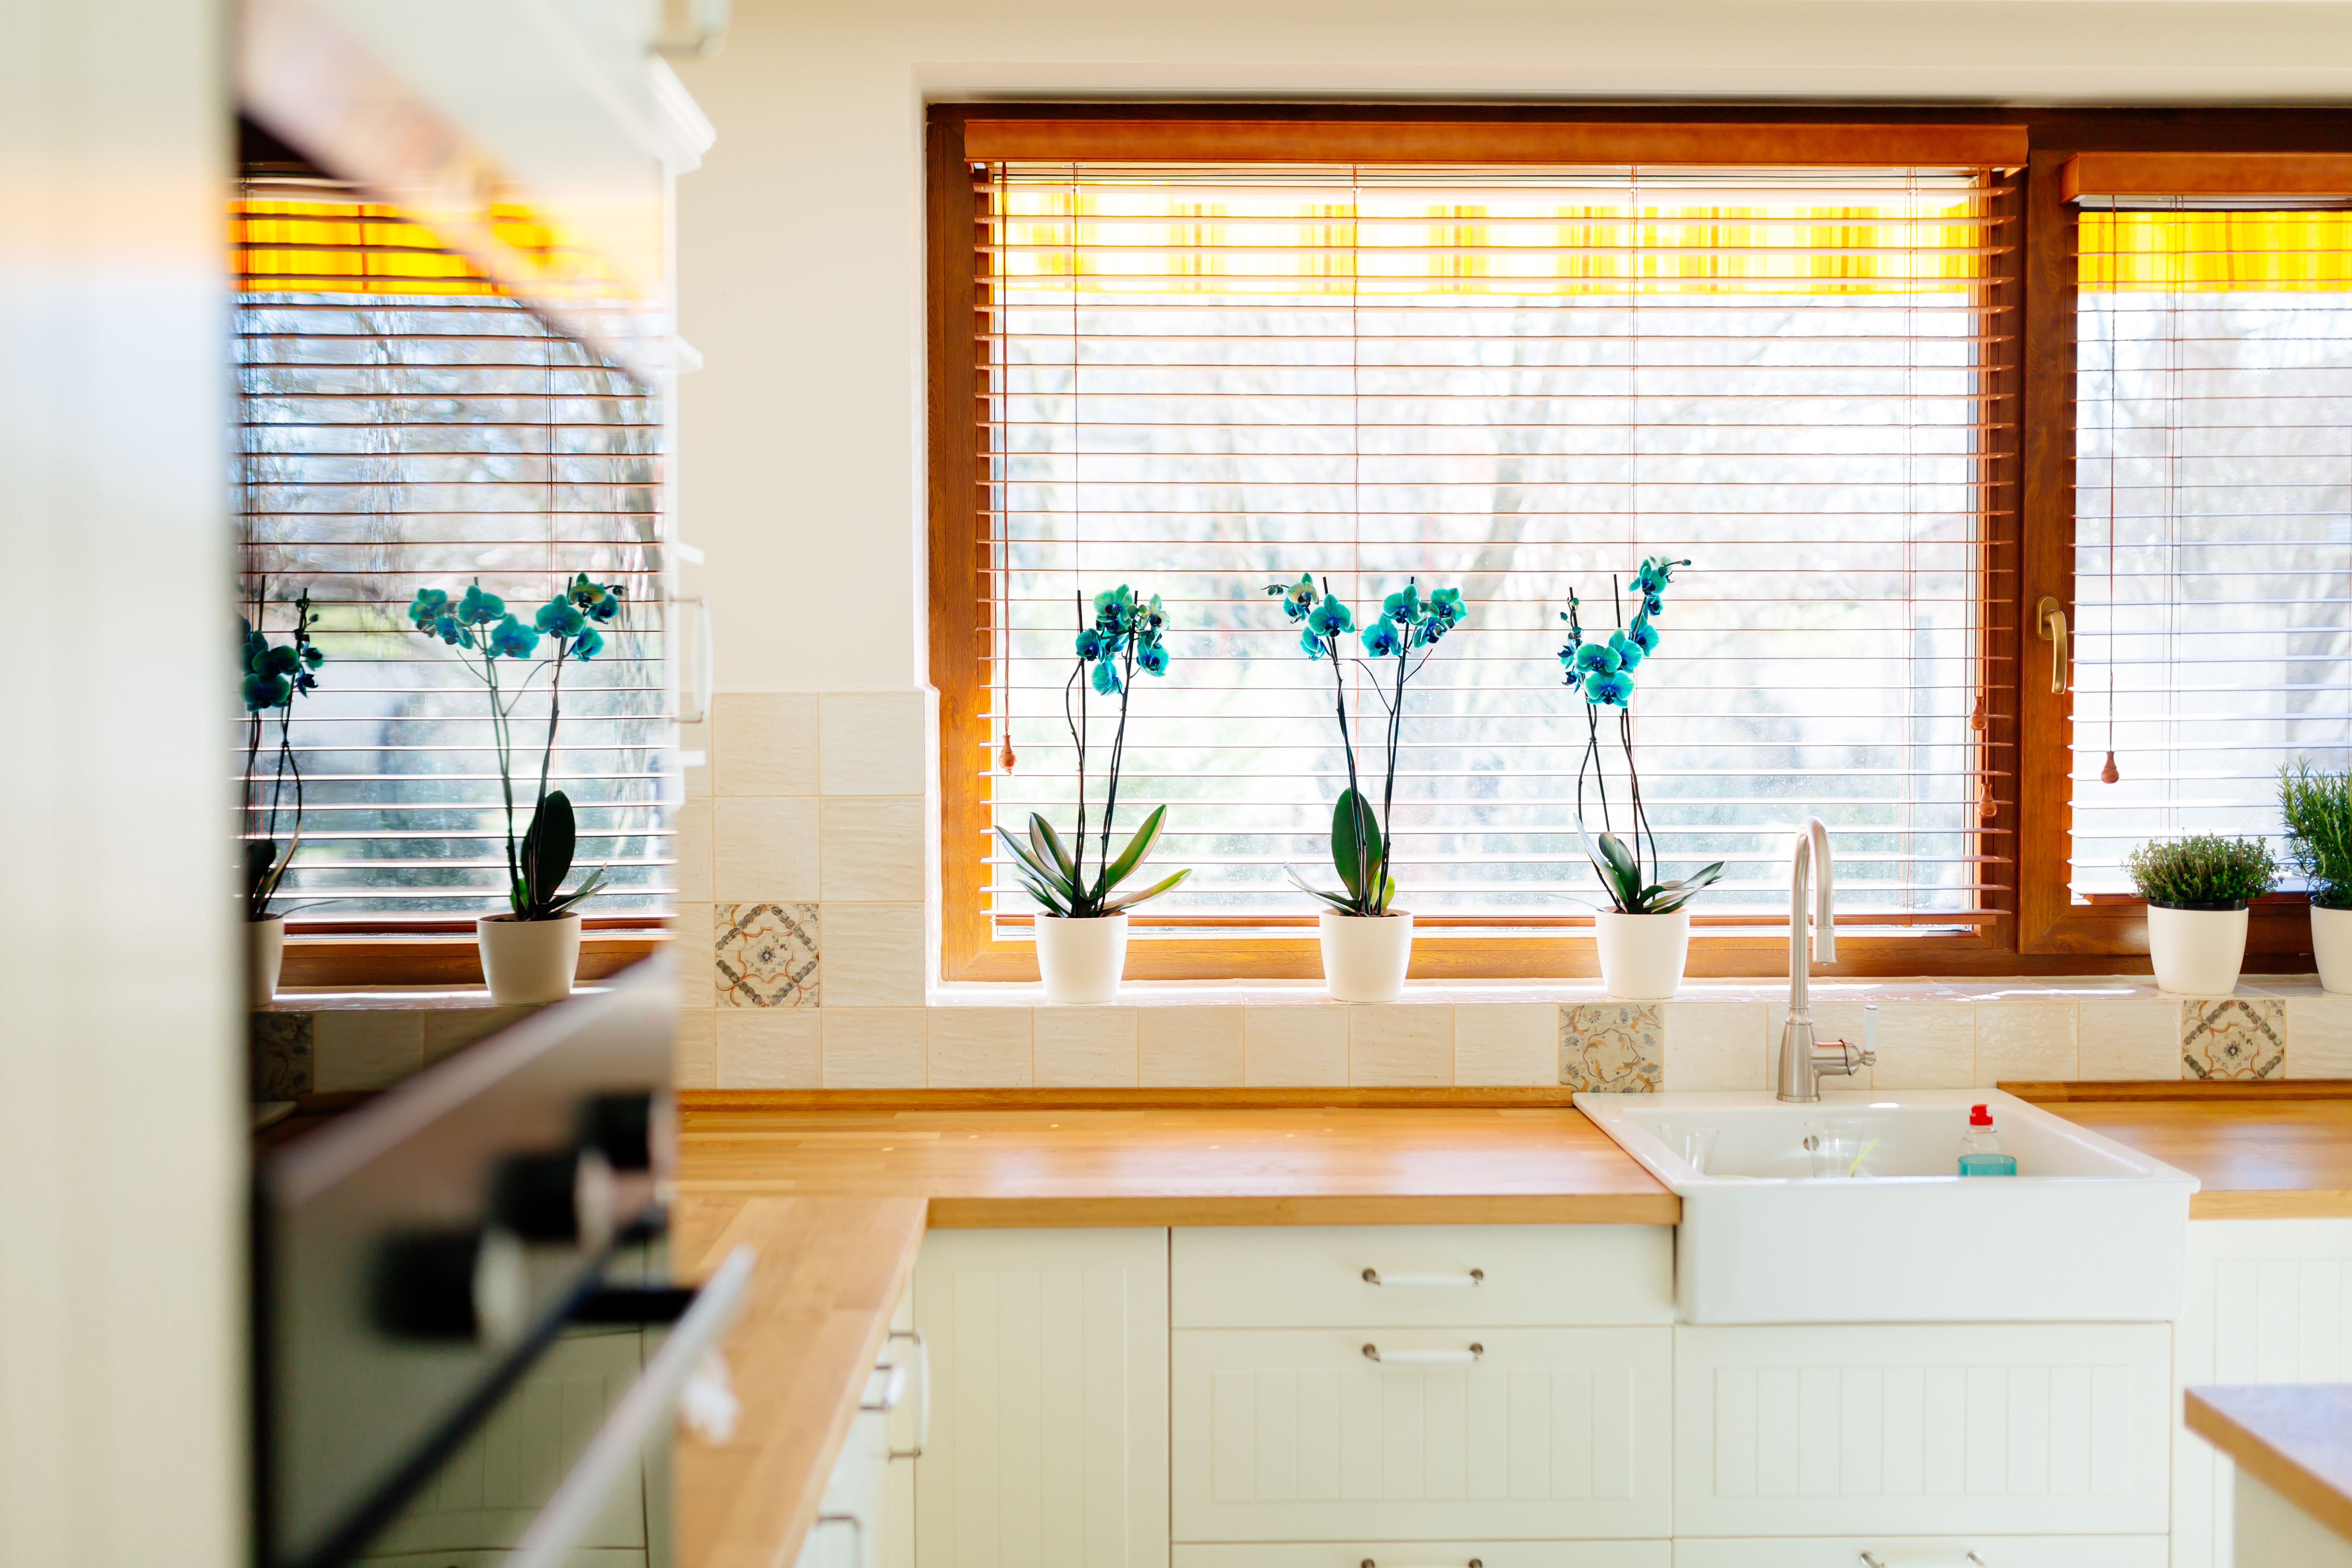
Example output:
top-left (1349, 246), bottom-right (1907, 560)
top-left (1175, 1544), bottom-right (1668, 1568)
top-left (913, 1228), bottom-right (1168, 1568)
top-left (2175, 1217), bottom-right (2352, 1568)
top-left (1173, 1326), bottom-right (1673, 1542)
top-left (1672, 1537), bottom-right (2167, 1568)
top-left (1674, 1324), bottom-right (2172, 1539)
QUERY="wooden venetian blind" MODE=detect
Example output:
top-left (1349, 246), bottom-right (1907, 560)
top-left (970, 159), bottom-right (2017, 933)
top-left (235, 178), bottom-right (674, 922)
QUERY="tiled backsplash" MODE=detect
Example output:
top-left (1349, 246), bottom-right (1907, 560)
top-left (669, 690), bottom-right (2352, 1091)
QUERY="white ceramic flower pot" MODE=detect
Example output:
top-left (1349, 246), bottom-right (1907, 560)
top-left (1035, 913), bottom-right (1130, 1004)
top-left (2313, 903), bottom-right (2352, 995)
top-left (248, 915), bottom-right (285, 1003)
top-left (2146, 903), bottom-right (2250, 996)
top-left (1595, 909), bottom-right (1691, 1000)
top-left (1318, 909), bottom-right (1414, 1002)
top-left (476, 913), bottom-right (582, 1004)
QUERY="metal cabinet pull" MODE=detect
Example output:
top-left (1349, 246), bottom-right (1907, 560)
top-left (1362, 1267), bottom-right (1483, 1288)
top-left (1860, 1554), bottom-right (1983, 1567)
top-left (1360, 1559), bottom-right (1482, 1567)
top-left (859, 1361), bottom-right (908, 1413)
top-left (1362, 1342), bottom-right (1483, 1364)
top-left (2036, 595), bottom-right (2068, 694)
top-left (886, 1327), bottom-right (928, 1460)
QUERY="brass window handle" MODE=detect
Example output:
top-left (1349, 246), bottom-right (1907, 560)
top-left (2037, 595), bottom-right (2069, 694)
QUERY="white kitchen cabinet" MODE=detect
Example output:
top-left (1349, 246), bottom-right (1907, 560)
top-left (1671, 1536), bottom-right (2167, 1567)
top-left (2173, 1216), bottom-right (2352, 1568)
top-left (911, 1228), bottom-right (1169, 1568)
top-left (1173, 1325), bottom-right (1673, 1543)
top-left (1175, 1543), bottom-right (1668, 1567)
top-left (1672, 1324), bottom-right (2172, 1539)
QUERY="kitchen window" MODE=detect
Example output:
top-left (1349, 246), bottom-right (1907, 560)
top-left (235, 171), bottom-right (675, 948)
top-left (930, 114), bottom-right (2025, 980)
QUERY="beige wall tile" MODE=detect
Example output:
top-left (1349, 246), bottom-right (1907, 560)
top-left (1349, 1003), bottom-right (1454, 1086)
top-left (1138, 1007), bottom-right (1245, 1086)
top-left (820, 797), bottom-right (924, 901)
top-left (1974, 998), bottom-right (2079, 1086)
top-left (1865, 1002), bottom-right (1979, 1090)
top-left (1663, 1002), bottom-right (1767, 1091)
top-left (1453, 1003), bottom-right (1557, 1086)
top-left (679, 717), bottom-right (711, 801)
top-left (2289, 996), bottom-right (2352, 1078)
top-left (1560, 1002), bottom-right (1663, 1093)
top-left (422, 1004), bottom-right (540, 1064)
top-left (821, 901), bottom-right (924, 1007)
top-left (928, 1008), bottom-right (1032, 1087)
top-left (673, 798), bottom-right (712, 904)
top-left (313, 1011), bottom-right (426, 1092)
top-left (716, 1009), bottom-right (821, 1088)
top-left (715, 693), bottom-right (819, 796)
top-left (821, 692), bottom-right (927, 796)
top-left (2077, 998), bottom-right (2179, 1080)
top-left (1246, 1005), bottom-right (1349, 1085)
top-left (821, 1008), bottom-right (925, 1088)
top-left (1034, 1006), bottom-right (1139, 1087)
top-left (713, 796), bottom-right (819, 902)
top-left (673, 1008), bottom-right (716, 1090)
top-left (672, 904), bottom-right (714, 1009)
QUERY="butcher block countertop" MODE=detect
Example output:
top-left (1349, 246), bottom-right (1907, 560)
top-left (2011, 1083), bottom-right (2352, 1218)
top-left (674, 1091), bottom-right (1680, 1227)
top-left (2186, 1384), bottom-right (2352, 1546)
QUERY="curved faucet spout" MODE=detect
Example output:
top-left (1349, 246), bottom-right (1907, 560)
top-left (1779, 817), bottom-right (1867, 1102)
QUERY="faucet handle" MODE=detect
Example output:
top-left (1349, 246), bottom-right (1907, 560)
top-left (1858, 1003), bottom-right (1877, 1067)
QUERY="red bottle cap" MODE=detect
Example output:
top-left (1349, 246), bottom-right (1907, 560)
top-left (1969, 1104), bottom-right (1994, 1127)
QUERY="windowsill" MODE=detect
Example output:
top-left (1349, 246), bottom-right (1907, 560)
top-left (925, 974), bottom-right (2333, 1008)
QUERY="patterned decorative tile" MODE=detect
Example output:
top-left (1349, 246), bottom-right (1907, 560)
top-left (250, 1011), bottom-right (313, 1100)
top-left (1560, 1002), bottom-right (1663, 1093)
top-left (716, 901), bottom-right (820, 1008)
top-left (2182, 997), bottom-right (2287, 1080)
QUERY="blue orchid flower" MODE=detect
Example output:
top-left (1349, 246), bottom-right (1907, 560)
top-left (407, 589), bottom-right (449, 630)
top-left (571, 626), bottom-right (604, 661)
top-left (568, 574), bottom-right (624, 622)
top-left (486, 614), bottom-right (540, 660)
top-left (1267, 573), bottom-right (1318, 622)
top-left (459, 583), bottom-right (505, 626)
top-left (1075, 628), bottom-right (1106, 661)
top-left (243, 671), bottom-right (291, 710)
top-left (1140, 594), bottom-right (1167, 636)
top-left (1627, 614), bottom-right (1658, 656)
top-left (1608, 629), bottom-right (1646, 671)
top-left (1300, 626), bottom-right (1326, 659)
top-left (1427, 587), bottom-right (1464, 632)
top-left (535, 595), bottom-right (587, 639)
top-left (1306, 597), bottom-right (1355, 640)
top-left (1362, 619), bottom-right (1404, 658)
top-left (1584, 668), bottom-right (1636, 707)
top-left (430, 613), bottom-right (471, 648)
top-left (1135, 639), bottom-right (1169, 677)
top-left (1094, 584), bottom-right (1140, 637)
top-left (1382, 584), bottom-right (1423, 625)
top-left (1573, 641), bottom-right (1622, 677)
top-left (1091, 658), bottom-right (1122, 696)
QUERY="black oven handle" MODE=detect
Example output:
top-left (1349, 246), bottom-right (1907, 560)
top-left (504, 1245), bottom-right (755, 1568)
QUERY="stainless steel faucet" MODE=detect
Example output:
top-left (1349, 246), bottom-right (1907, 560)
top-left (1777, 817), bottom-right (1876, 1102)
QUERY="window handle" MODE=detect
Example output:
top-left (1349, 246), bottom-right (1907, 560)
top-left (2036, 596), bottom-right (2068, 694)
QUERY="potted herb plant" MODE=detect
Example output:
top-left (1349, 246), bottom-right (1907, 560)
top-left (410, 575), bottom-right (624, 1003)
top-left (241, 586), bottom-right (325, 1001)
top-left (996, 586), bottom-right (1190, 1003)
top-left (2282, 759), bottom-right (2352, 991)
top-left (2125, 833), bottom-right (2277, 995)
top-left (1267, 574), bottom-right (1464, 1002)
top-left (1562, 557), bottom-right (1723, 998)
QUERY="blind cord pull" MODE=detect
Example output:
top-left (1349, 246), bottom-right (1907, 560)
top-left (2102, 750), bottom-right (2120, 786)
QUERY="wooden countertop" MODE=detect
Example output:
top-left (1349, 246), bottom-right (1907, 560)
top-left (2030, 1096), bottom-right (2352, 1218)
top-left (675, 1101), bottom-right (1680, 1227)
top-left (2187, 1384), bottom-right (2352, 1545)
top-left (671, 1194), bottom-right (927, 1568)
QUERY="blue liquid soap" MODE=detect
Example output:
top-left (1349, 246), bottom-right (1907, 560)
top-left (1959, 1103), bottom-right (2018, 1178)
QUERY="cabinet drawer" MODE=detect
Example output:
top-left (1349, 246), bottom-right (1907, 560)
top-left (1674, 1324), bottom-right (2172, 1540)
top-left (1176, 1543), bottom-right (1668, 1568)
top-left (1174, 1326), bottom-right (1672, 1542)
top-left (1672, 1537), bottom-right (2167, 1568)
top-left (1174, 1226), bottom-right (1673, 1329)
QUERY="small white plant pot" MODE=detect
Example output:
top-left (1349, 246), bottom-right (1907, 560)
top-left (1595, 908), bottom-right (1691, 1000)
top-left (248, 915), bottom-right (286, 1003)
top-left (2313, 903), bottom-right (2352, 994)
top-left (476, 913), bottom-right (582, 1004)
top-left (2146, 902), bottom-right (2250, 996)
top-left (1318, 909), bottom-right (1414, 1003)
top-left (1034, 913), bottom-right (1130, 1005)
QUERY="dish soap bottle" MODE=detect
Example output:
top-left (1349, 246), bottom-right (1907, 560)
top-left (1959, 1103), bottom-right (2017, 1177)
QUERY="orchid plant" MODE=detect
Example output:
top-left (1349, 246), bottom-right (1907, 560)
top-left (408, 574), bottom-right (626, 922)
top-left (241, 584), bottom-right (326, 920)
top-left (1561, 555), bottom-right (1724, 916)
top-left (997, 585), bottom-right (1191, 920)
top-left (1266, 574), bottom-right (1465, 917)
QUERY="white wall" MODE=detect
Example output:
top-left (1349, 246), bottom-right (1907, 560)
top-left (0, 1), bottom-right (244, 1563)
top-left (668, 0), bottom-right (2352, 696)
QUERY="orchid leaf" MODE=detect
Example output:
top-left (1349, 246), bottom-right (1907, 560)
top-left (1099, 805), bottom-right (1167, 897)
top-left (1284, 864), bottom-right (1360, 912)
top-left (1030, 814), bottom-right (1077, 883)
top-left (997, 826), bottom-right (1069, 897)
top-left (1331, 789), bottom-right (1384, 904)
top-left (1102, 867), bottom-right (1190, 914)
top-left (1017, 871), bottom-right (1071, 916)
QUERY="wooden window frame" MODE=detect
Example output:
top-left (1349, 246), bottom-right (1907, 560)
top-left (928, 105), bottom-right (2352, 984)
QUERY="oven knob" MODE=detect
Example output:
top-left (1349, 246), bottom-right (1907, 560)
top-left (491, 1149), bottom-right (615, 1249)
top-left (373, 1225), bottom-right (528, 1344)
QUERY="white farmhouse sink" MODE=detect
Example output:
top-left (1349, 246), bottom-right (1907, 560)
top-left (1574, 1089), bottom-right (2199, 1324)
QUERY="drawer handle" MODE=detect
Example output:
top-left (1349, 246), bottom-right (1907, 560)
top-left (886, 1328), bottom-right (928, 1461)
top-left (1362, 1342), bottom-right (1483, 1364)
top-left (1362, 1267), bottom-right (1483, 1288)
top-left (1361, 1559), bottom-right (1482, 1568)
top-left (1860, 1555), bottom-right (1984, 1567)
